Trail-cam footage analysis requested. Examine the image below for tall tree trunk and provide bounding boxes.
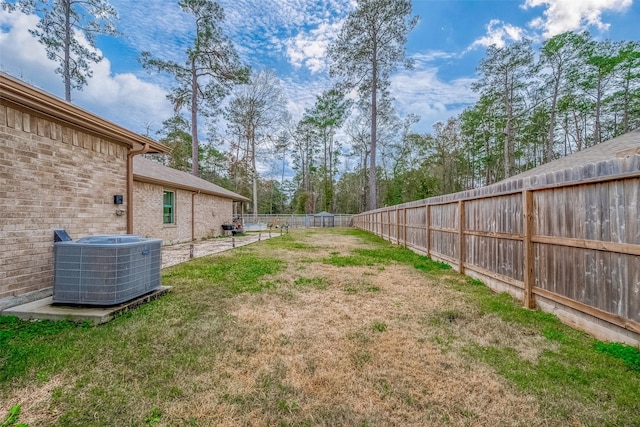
[622,77,630,133]
[234,137,241,191]
[594,78,602,145]
[63,0,71,102]
[251,128,257,220]
[369,58,378,211]
[503,76,514,179]
[546,69,561,163]
[323,129,328,211]
[573,110,583,151]
[484,127,491,185]
[362,151,368,213]
[280,151,286,213]
[191,60,199,176]
[328,130,334,212]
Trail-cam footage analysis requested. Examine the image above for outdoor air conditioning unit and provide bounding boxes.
[53,234,162,306]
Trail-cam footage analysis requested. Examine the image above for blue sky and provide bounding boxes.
[1,0,638,139]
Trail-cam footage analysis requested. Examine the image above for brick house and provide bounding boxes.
[0,73,169,303]
[133,156,249,245]
[0,73,247,306]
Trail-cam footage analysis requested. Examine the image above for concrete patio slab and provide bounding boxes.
[2,286,172,325]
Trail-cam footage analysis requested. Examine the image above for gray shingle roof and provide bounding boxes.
[133,156,250,202]
[509,128,640,181]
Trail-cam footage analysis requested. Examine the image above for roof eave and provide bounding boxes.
[133,173,250,202]
[0,72,170,154]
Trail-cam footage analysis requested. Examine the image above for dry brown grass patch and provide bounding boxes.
[209,261,542,426]
[0,375,66,425]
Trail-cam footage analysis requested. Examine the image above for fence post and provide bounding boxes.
[396,208,400,245]
[388,209,392,242]
[458,200,465,274]
[425,204,431,257]
[403,207,408,248]
[523,190,536,309]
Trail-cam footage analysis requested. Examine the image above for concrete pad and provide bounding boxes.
[2,286,172,325]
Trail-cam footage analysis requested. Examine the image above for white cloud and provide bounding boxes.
[0,10,59,88]
[285,21,343,73]
[523,0,632,37]
[79,60,172,134]
[109,0,212,67]
[280,75,334,121]
[218,0,350,70]
[0,8,172,135]
[391,55,478,132]
[468,19,527,50]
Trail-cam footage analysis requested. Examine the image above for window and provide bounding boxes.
[163,191,175,224]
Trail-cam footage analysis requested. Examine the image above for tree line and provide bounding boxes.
[7,0,639,215]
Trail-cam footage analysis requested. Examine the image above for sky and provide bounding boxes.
[1,0,638,141]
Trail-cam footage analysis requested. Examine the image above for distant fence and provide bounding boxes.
[244,214,353,229]
[353,157,640,346]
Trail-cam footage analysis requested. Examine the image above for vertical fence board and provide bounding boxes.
[523,190,535,308]
[624,180,639,244]
[629,254,640,323]
[426,205,431,257]
[459,201,465,273]
[403,208,407,248]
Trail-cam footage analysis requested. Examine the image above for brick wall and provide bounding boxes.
[133,182,234,244]
[0,104,129,300]
[194,193,234,239]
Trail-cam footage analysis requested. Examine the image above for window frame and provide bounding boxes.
[163,190,175,225]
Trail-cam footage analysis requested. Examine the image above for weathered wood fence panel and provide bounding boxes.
[406,206,426,250]
[429,203,459,264]
[532,179,640,325]
[464,194,524,285]
[353,159,640,346]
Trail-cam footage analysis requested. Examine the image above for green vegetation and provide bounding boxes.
[264,233,316,251]
[454,287,640,422]
[322,253,376,267]
[0,228,638,426]
[594,341,640,372]
[321,241,451,272]
[371,322,387,333]
[163,254,284,294]
[0,316,82,383]
[1,405,26,427]
[293,276,330,290]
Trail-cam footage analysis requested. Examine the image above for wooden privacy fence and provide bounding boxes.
[244,214,353,228]
[353,155,640,346]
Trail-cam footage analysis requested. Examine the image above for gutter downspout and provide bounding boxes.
[191,190,201,241]
[127,143,150,234]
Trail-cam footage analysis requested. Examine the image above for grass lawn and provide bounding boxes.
[1,228,639,426]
